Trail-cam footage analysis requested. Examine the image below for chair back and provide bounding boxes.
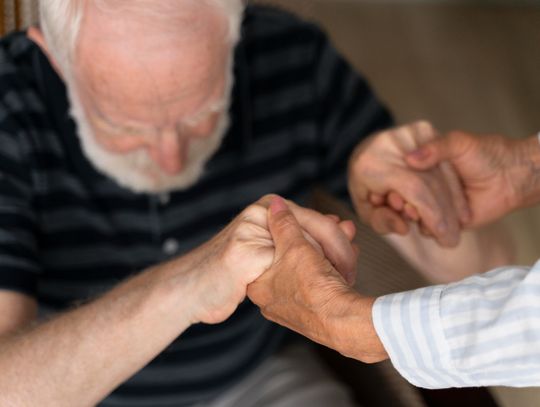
[0,0,38,35]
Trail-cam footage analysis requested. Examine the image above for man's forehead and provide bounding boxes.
[74,0,230,122]
[85,0,224,29]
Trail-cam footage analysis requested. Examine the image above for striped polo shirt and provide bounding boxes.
[0,5,391,406]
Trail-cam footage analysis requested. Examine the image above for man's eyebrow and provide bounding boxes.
[96,107,152,131]
[184,98,226,120]
[97,96,225,131]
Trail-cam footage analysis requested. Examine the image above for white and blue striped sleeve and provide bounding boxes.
[372,260,540,388]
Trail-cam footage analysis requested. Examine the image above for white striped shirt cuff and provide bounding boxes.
[372,286,475,389]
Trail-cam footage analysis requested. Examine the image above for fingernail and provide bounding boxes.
[270,196,288,215]
[408,147,430,161]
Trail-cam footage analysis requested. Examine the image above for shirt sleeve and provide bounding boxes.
[0,111,41,297]
[372,262,540,388]
[313,33,393,203]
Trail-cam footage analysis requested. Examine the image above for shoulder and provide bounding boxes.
[0,32,39,92]
[0,32,45,119]
[243,5,327,48]
[0,33,49,162]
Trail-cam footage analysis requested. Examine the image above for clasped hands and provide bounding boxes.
[188,121,528,362]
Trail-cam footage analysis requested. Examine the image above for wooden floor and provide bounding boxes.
[256,1,540,406]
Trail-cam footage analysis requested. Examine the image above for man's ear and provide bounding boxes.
[27,26,64,78]
[27,26,49,53]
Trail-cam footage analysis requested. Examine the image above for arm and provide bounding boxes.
[384,221,516,284]
[0,195,355,406]
[249,198,540,388]
[372,262,540,388]
[0,256,206,407]
[0,291,37,335]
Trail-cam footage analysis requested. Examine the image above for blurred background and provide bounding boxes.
[2,0,539,405]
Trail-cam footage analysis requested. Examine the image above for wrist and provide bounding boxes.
[510,134,540,210]
[147,254,204,326]
[328,293,388,363]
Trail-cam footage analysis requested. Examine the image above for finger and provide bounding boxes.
[354,196,376,225]
[356,198,407,235]
[350,243,360,287]
[369,192,385,206]
[267,196,306,257]
[338,220,356,242]
[287,201,357,280]
[326,214,341,223]
[352,243,360,259]
[388,191,405,212]
[412,120,439,144]
[422,172,461,247]
[371,207,410,236]
[392,121,438,153]
[388,171,459,247]
[403,203,420,221]
[419,222,433,238]
[406,131,470,171]
[439,161,472,225]
[303,231,324,256]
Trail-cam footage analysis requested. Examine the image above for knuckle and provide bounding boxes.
[241,204,265,221]
[415,120,434,132]
[221,239,241,264]
[287,240,315,259]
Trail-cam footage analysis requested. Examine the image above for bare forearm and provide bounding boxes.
[0,259,198,407]
[384,220,516,284]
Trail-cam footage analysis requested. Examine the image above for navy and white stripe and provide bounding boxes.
[0,5,392,407]
[373,260,540,388]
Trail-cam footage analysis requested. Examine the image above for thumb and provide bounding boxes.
[268,196,305,257]
[406,133,465,170]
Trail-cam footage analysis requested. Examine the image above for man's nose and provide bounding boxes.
[152,128,186,175]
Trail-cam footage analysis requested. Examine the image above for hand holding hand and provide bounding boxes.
[248,197,386,363]
[348,121,470,247]
[404,131,540,228]
[184,195,358,325]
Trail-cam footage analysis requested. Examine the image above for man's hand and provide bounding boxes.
[248,197,387,363]
[405,131,540,227]
[348,121,470,247]
[183,195,358,325]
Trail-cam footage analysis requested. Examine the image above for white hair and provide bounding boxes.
[39,0,245,74]
[38,0,243,193]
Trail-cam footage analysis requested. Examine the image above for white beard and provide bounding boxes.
[66,80,232,194]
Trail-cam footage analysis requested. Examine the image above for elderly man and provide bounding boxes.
[0,1,510,406]
[250,128,540,389]
[0,1,379,406]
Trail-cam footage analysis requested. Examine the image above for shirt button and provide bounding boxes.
[159,193,171,205]
[162,238,180,256]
